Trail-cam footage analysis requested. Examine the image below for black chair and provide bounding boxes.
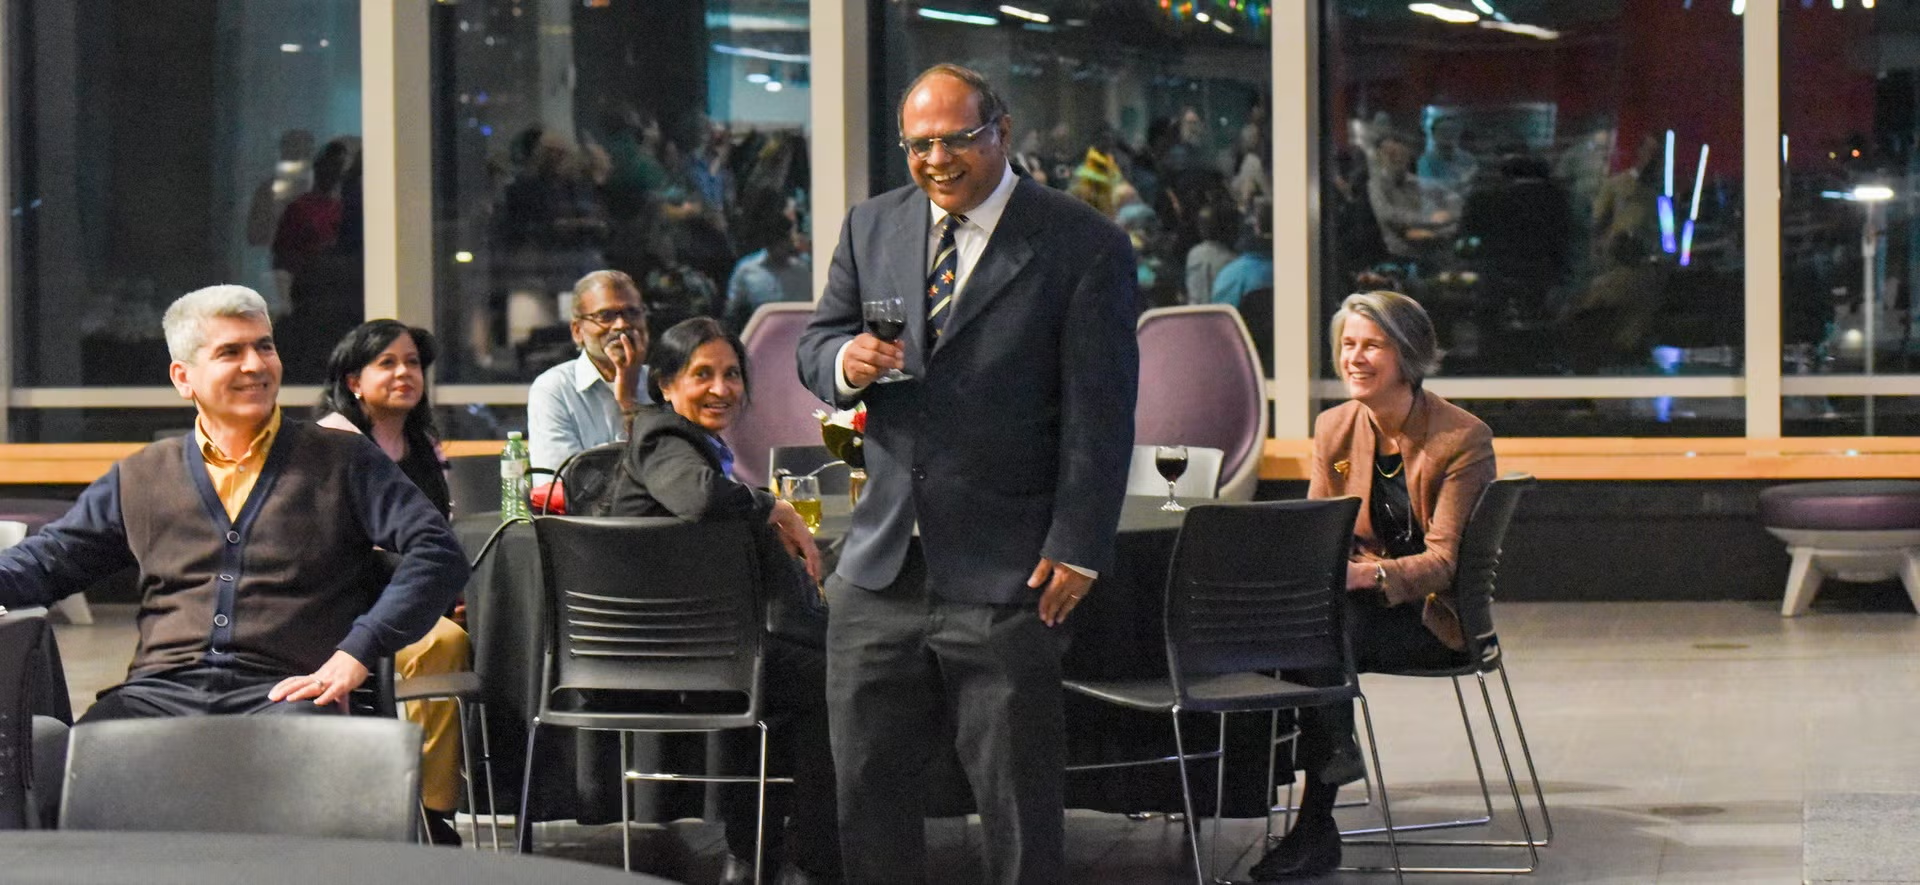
[0,613,69,830]
[767,444,851,497]
[1063,498,1404,885]
[1335,474,1548,874]
[447,455,504,517]
[537,442,628,515]
[521,516,787,880]
[59,716,422,842]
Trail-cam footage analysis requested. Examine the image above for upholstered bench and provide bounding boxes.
[0,498,92,624]
[1759,480,1920,616]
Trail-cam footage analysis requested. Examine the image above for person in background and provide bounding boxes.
[723,210,813,333]
[1250,290,1494,881]
[1210,199,1274,309]
[316,319,471,845]
[0,285,465,726]
[597,317,836,885]
[1185,197,1240,306]
[526,269,652,480]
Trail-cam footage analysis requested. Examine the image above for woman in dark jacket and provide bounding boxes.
[597,317,837,885]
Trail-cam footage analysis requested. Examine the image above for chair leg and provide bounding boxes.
[1495,660,1554,847]
[1781,546,1822,616]
[620,731,634,874]
[452,697,481,851]
[1210,713,1227,882]
[1342,676,1496,839]
[1168,710,1208,885]
[1476,672,1541,868]
[754,721,771,885]
[473,702,503,852]
[1338,695,1404,884]
[516,717,541,854]
[1900,550,1920,615]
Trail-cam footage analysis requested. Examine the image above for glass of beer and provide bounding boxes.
[780,474,823,534]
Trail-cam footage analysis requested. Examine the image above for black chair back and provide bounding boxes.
[59,716,421,841]
[553,442,628,515]
[0,615,54,829]
[1449,474,1535,663]
[1163,498,1360,705]
[768,444,851,496]
[532,516,765,726]
[447,454,502,517]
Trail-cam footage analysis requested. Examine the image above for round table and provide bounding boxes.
[0,831,681,884]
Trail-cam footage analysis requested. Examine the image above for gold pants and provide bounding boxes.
[396,616,470,813]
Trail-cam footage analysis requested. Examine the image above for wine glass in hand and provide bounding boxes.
[862,295,912,383]
[1155,445,1189,512]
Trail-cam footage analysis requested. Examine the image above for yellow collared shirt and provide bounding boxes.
[195,408,283,521]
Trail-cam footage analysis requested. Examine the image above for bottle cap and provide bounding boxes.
[507,431,524,440]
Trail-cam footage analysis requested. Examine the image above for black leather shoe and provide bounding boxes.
[422,809,462,848]
[1247,815,1340,881]
[719,853,756,885]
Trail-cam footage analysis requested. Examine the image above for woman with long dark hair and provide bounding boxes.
[317,319,469,846]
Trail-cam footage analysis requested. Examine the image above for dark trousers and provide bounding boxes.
[826,543,1069,885]
[79,664,341,724]
[1291,596,1469,777]
[718,635,841,877]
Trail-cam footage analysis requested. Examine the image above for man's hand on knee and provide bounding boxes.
[268,650,372,707]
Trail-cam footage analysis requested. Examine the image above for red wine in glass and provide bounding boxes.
[861,297,912,382]
[1154,445,1188,512]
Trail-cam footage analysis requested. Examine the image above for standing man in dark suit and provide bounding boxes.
[797,64,1138,884]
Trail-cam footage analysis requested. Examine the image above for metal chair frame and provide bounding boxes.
[1271,475,1552,875]
[1063,499,1404,885]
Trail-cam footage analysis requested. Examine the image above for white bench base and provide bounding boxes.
[1767,528,1920,617]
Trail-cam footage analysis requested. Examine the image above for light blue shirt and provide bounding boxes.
[1210,250,1274,309]
[725,249,813,315]
[526,351,650,472]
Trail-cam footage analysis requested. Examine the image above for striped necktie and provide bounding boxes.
[926,213,966,339]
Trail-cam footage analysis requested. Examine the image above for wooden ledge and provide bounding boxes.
[6,438,1920,486]
[1260,437,1920,481]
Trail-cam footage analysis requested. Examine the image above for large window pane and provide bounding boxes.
[1321,0,1744,380]
[432,0,813,385]
[1781,4,1920,387]
[873,0,1274,361]
[7,1,362,392]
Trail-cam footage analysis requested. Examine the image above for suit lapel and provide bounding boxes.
[1351,406,1377,543]
[1401,391,1435,527]
[934,179,1041,353]
[887,198,934,373]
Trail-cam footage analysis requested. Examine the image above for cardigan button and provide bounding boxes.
[226,531,240,544]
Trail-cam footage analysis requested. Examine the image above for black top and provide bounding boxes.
[1370,450,1425,559]
[397,435,451,518]
[596,406,775,523]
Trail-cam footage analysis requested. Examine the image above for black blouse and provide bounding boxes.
[1369,449,1425,560]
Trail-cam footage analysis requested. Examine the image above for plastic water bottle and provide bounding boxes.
[500,432,531,520]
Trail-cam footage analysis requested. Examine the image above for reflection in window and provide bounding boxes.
[1322,1,1744,380]
[874,1,1274,363]
[431,0,812,385]
[7,1,362,393]
[1782,4,1920,397]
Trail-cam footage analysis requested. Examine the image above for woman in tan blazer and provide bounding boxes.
[1252,290,1496,881]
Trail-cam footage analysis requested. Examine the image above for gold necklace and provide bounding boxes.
[1375,455,1404,479]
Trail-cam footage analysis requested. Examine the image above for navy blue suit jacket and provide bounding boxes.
[796,175,1139,604]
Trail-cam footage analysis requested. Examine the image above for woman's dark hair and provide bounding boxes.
[318,319,441,443]
[646,316,751,406]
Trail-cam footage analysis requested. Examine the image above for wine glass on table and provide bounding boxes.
[1155,445,1189,513]
[862,294,912,383]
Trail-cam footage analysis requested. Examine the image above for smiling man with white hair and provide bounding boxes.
[0,284,466,722]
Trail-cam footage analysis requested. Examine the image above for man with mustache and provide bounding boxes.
[527,269,653,474]
[0,284,467,722]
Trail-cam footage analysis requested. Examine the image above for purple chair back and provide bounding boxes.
[726,303,830,490]
[1134,306,1267,500]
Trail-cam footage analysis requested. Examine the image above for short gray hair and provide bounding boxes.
[163,285,271,363]
[570,269,642,307]
[1329,290,1440,388]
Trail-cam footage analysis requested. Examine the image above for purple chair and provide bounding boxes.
[726,303,831,491]
[1759,480,1920,616]
[1134,306,1267,501]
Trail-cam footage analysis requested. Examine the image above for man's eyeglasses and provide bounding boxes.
[899,119,998,158]
[575,306,646,327]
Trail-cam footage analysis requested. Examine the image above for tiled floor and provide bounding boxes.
[51,599,1920,884]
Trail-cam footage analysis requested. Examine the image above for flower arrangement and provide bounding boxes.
[814,404,867,469]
